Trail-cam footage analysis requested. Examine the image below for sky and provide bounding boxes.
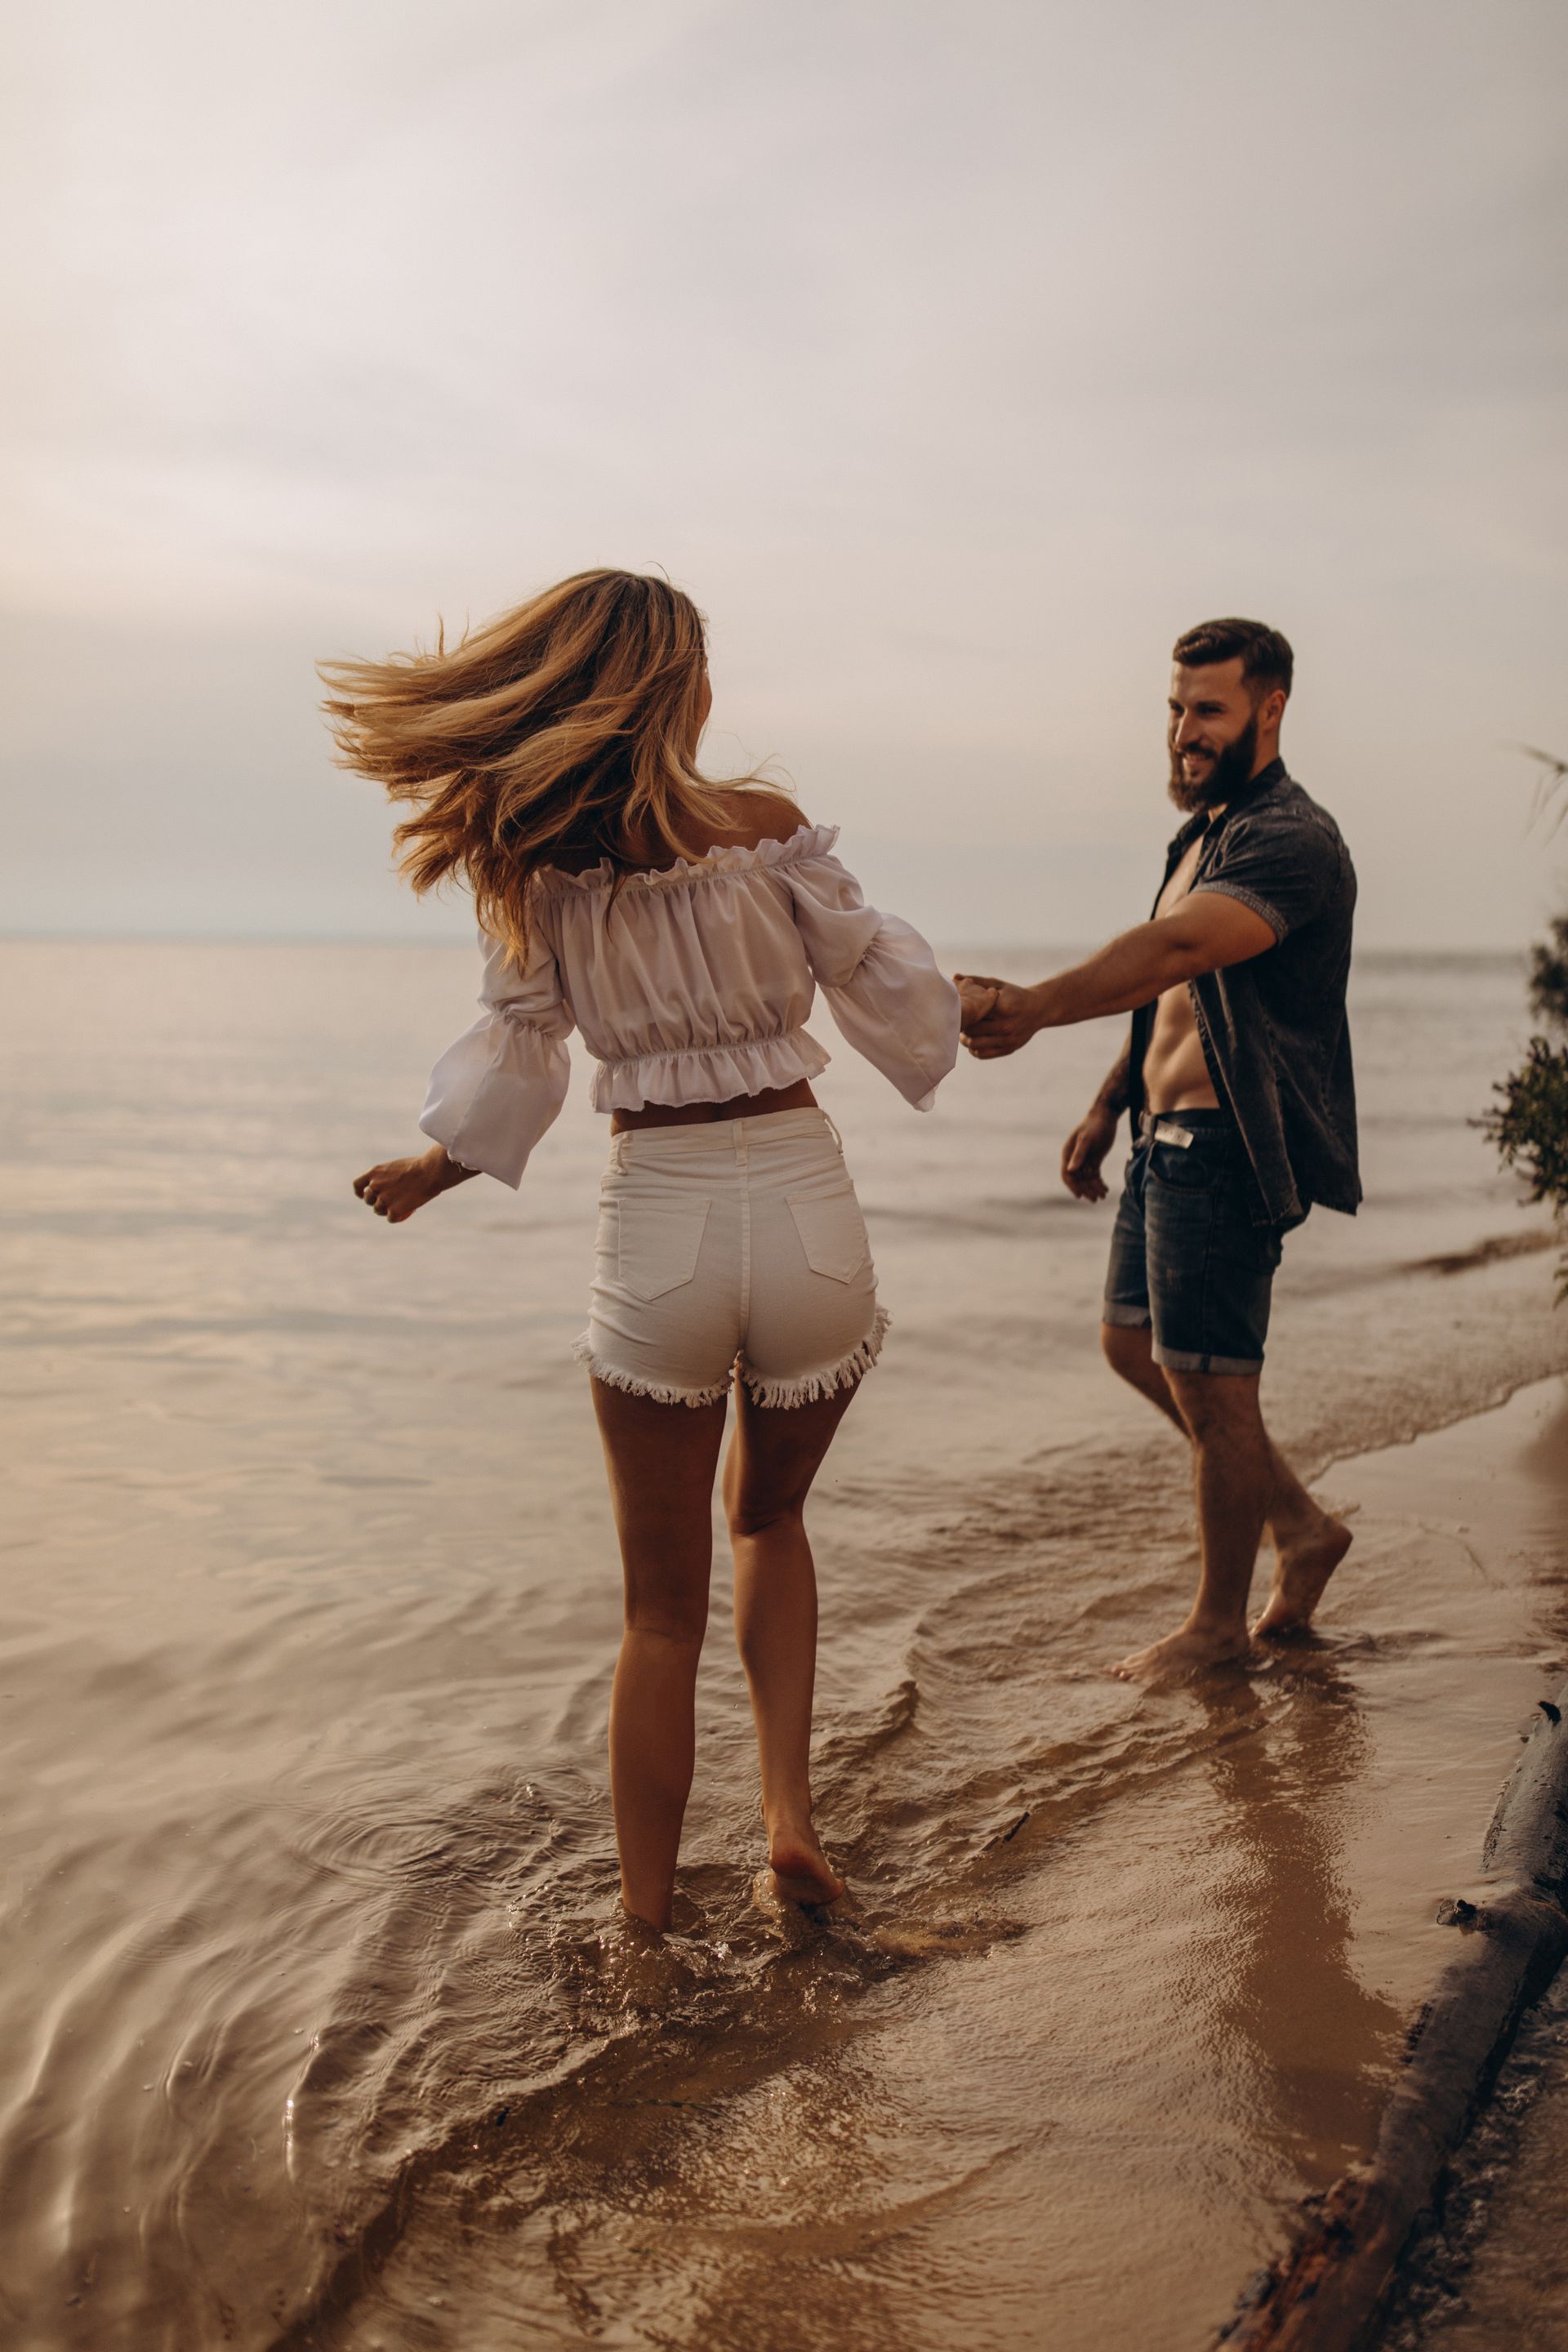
[2,0,1565,949]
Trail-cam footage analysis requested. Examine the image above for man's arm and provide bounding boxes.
[1092,1039,1133,1116]
[956,893,1276,1059]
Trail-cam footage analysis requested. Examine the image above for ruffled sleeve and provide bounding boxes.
[418,924,574,1187]
[783,848,960,1110]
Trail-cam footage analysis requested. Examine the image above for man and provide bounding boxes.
[960,618,1357,1682]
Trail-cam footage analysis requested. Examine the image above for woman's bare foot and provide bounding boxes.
[353,1145,473,1223]
[1111,1621,1258,1685]
[1252,1517,1353,1638]
[765,1817,845,1908]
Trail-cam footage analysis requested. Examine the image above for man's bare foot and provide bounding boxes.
[766,1820,845,1908]
[1111,1623,1258,1685]
[1253,1517,1353,1638]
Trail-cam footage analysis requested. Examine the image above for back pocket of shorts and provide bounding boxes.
[786,1184,870,1283]
[617,1197,711,1301]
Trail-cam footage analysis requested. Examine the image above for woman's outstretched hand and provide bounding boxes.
[353,1144,475,1223]
[956,976,999,1030]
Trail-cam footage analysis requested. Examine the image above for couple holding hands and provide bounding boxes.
[335,572,1358,1930]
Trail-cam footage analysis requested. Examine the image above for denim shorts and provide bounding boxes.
[1102,1110,1288,1375]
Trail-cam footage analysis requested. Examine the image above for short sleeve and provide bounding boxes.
[783,852,960,1110]
[418,924,574,1187]
[1191,813,1343,941]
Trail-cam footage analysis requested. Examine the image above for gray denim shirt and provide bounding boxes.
[1127,761,1360,1227]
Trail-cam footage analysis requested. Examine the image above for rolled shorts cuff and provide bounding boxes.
[1101,1302,1153,1329]
[1152,1343,1263,1376]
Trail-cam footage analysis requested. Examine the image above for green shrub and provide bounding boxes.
[1528,914,1568,1029]
[1485,1031,1568,1198]
[1486,771,1568,1297]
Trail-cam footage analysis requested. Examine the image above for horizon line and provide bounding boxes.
[0,929,1530,959]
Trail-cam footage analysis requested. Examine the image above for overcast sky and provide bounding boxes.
[2,0,1564,947]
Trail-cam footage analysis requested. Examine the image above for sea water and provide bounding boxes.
[2,941,1565,2350]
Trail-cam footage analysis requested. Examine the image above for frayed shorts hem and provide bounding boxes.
[743,1305,891,1407]
[571,1337,731,1408]
[572,1307,892,1411]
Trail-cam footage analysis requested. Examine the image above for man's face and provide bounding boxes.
[1167,659,1260,813]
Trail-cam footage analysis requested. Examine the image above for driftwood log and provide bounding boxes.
[1215,1687,1568,2352]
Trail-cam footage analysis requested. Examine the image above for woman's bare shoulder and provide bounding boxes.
[710,784,808,851]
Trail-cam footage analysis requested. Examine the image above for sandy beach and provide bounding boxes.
[2,938,1566,2351]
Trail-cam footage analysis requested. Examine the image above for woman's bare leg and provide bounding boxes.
[591,1379,728,1931]
[724,1381,857,1904]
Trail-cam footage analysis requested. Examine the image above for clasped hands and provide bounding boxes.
[953,973,1042,1060]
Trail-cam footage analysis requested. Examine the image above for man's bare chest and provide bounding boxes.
[1155,833,1208,922]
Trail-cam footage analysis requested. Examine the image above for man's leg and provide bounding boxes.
[1101,1323,1350,1638]
[1112,1368,1270,1681]
[1101,1321,1187,1434]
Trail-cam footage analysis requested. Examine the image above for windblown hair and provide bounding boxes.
[319,570,769,960]
[1172,617,1294,702]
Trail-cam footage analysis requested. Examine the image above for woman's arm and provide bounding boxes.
[353,1144,478,1224]
[784,848,965,1109]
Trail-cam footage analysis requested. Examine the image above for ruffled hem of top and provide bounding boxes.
[532,822,840,898]
[589,1027,831,1112]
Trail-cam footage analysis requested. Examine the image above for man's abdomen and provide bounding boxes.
[1142,984,1219,1112]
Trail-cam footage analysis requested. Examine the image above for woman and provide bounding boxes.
[327,570,981,1931]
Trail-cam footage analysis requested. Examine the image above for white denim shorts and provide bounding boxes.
[572,1108,888,1409]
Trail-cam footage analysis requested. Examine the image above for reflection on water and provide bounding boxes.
[1198,1671,1406,2180]
[1,944,1566,2351]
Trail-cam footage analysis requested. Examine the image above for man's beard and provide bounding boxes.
[1168,711,1258,813]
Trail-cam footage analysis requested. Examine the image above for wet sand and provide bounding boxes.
[3,942,1566,2350]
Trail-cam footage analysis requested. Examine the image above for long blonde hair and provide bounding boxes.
[319,569,768,959]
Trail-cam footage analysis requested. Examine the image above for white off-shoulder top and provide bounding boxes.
[419,822,961,1186]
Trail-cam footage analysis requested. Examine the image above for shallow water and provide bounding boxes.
[2,941,1566,2351]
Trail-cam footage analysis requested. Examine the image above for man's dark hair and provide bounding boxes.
[1172,617,1294,702]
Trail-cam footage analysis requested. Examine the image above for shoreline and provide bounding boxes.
[1312,1339,1568,1488]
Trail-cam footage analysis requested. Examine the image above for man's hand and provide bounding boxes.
[956,974,1042,1059]
[1061,1102,1120,1201]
